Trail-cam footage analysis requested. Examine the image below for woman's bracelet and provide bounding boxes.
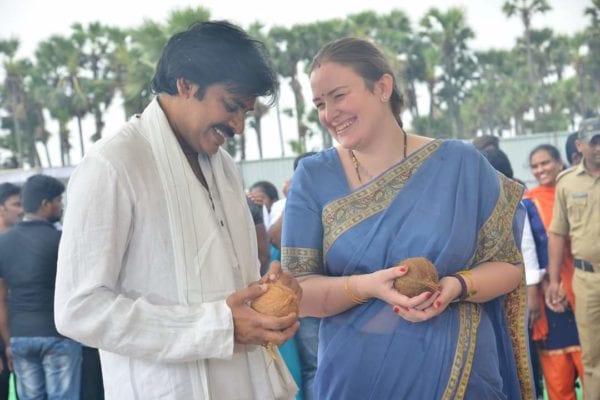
[344,276,367,305]
[451,273,468,301]
[452,270,477,302]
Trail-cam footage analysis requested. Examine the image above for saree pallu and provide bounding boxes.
[282,140,533,400]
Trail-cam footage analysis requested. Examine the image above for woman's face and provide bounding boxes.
[530,149,562,187]
[310,62,388,150]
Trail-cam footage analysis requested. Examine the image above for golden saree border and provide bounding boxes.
[441,302,481,400]
[463,173,533,400]
[322,140,442,258]
[281,247,323,276]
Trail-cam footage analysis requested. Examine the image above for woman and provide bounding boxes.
[523,144,583,400]
[281,37,533,399]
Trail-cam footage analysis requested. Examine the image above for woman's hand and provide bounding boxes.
[391,275,462,322]
[261,260,302,300]
[353,265,440,311]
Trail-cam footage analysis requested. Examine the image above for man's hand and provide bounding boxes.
[545,281,566,312]
[262,261,302,300]
[226,284,299,346]
[527,285,541,328]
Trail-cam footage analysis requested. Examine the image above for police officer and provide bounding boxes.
[546,117,600,399]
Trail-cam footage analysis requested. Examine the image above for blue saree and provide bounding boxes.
[281,140,533,400]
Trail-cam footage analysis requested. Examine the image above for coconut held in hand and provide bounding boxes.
[251,282,299,317]
[393,257,439,297]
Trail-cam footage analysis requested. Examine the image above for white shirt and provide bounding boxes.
[55,100,295,399]
[521,211,544,286]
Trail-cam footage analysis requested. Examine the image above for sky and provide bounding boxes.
[0,0,592,164]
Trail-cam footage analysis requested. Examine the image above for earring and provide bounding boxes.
[381,96,388,102]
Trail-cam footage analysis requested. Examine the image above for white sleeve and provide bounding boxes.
[521,213,543,286]
[269,198,286,224]
[54,155,234,362]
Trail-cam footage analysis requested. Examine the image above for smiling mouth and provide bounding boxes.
[214,125,235,138]
[334,119,355,134]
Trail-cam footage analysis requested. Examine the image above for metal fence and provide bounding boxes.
[0,130,575,194]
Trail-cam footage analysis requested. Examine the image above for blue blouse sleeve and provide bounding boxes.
[281,158,325,276]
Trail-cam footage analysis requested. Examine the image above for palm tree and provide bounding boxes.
[0,39,43,167]
[0,39,26,167]
[502,0,551,120]
[70,22,127,142]
[420,7,476,138]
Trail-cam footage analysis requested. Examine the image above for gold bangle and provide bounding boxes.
[344,276,367,304]
[456,270,478,298]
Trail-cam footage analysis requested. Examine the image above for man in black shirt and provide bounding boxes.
[0,174,82,399]
[0,183,23,400]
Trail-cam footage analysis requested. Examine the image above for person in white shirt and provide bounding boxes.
[54,21,299,400]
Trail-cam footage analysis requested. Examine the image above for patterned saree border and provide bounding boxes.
[281,247,323,276]
[461,173,533,400]
[322,140,443,258]
[441,302,481,400]
[467,173,524,267]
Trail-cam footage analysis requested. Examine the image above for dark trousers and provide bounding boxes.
[80,346,104,400]
[528,331,544,399]
[0,345,9,400]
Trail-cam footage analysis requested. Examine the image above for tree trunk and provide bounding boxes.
[77,116,85,158]
[42,141,52,167]
[290,75,306,154]
[449,100,463,138]
[275,100,285,157]
[240,134,246,161]
[254,116,263,159]
[524,23,540,121]
[407,81,420,120]
[93,106,105,141]
[11,115,23,168]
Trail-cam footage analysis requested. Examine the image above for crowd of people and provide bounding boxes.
[0,19,598,400]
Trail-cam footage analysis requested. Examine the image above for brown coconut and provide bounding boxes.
[393,257,439,297]
[251,282,299,317]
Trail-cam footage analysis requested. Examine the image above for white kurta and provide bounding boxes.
[55,99,296,399]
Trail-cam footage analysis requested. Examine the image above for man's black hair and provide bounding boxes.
[293,151,318,171]
[481,148,514,179]
[0,183,20,205]
[21,174,65,213]
[151,20,279,104]
[250,181,279,202]
[565,132,581,166]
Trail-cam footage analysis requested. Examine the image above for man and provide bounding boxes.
[546,117,600,399]
[0,183,22,400]
[55,21,299,399]
[565,131,583,167]
[0,174,82,399]
[0,183,22,233]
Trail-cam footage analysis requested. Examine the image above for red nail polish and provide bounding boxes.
[398,266,407,273]
[392,305,400,313]
[434,301,441,309]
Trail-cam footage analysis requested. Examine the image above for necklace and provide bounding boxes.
[350,129,408,183]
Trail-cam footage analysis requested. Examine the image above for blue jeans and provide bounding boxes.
[11,336,82,400]
[296,317,319,400]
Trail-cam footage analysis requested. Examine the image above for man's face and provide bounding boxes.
[0,194,23,228]
[576,135,600,169]
[45,195,63,224]
[174,82,256,155]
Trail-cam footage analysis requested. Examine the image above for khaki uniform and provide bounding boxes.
[550,162,600,398]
